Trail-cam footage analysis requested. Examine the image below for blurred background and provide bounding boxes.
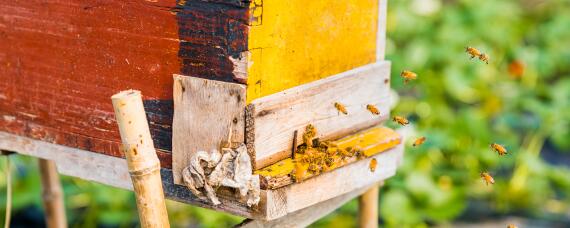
[1,0,569,227]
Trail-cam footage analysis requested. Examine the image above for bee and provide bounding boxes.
[413,136,426,147]
[507,224,518,228]
[400,70,417,84]
[334,102,348,115]
[303,124,317,147]
[465,46,482,59]
[369,158,378,172]
[294,163,308,182]
[490,143,508,156]
[480,172,495,185]
[366,104,380,115]
[308,163,320,174]
[392,116,409,126]
[479,53,490,64]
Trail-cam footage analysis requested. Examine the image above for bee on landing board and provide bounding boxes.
[334,102,348,115]
[480,172,495,185]
[366,104,380,115]
[400,70,417,84]
[413,136,426,147]
[369,158,378,172]
[392,116,409,126]
[465,46,482,59]
[490,143,508,156]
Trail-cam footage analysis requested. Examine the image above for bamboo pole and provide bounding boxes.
[38,158,67,228]
[358,183,381,228]
[111,90,170,228]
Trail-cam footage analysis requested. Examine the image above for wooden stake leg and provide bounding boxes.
[359,183,381,228]
[38,159,67,228]
[112,90,170,228]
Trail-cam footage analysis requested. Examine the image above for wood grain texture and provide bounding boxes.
[0,0,249,167]
[255,126,401,189]
[0,130,403,221]
[359,185,379,228]
[172,75,246,184]
[0,131,262,219]
[376,0,388,61]
[237,185,371,228]
[246,61,392,169]
[263,143,403,220]
[38,159,67,228]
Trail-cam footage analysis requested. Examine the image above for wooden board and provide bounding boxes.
[172,75,246,184]
[237,185,373,228]
[260,143,403,220]
[246,0,379,102]
[0,0,387,172]
[256,126,401,189]
[376,0,388,61]
[246,61,392,169]
[0,0,249,166]
[0,129,403,220]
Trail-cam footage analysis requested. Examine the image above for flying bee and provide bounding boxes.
[465,46,482,59]
[392,116,409,126]
[480,172,495,185]
[334,102,348,115]
[413,136,426,147]
[490,143,508,156]
[369,158,378,172]
[366,104,380,115]
[479,53,490,64]
[400,70,417,84]
[507,224,518,228]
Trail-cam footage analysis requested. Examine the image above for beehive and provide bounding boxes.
[0,0,399,220]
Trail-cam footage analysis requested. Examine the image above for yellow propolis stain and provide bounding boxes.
[255,126,401,184]
[247,0,379,102]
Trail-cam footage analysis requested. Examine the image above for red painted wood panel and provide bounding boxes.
[0,0,249,168]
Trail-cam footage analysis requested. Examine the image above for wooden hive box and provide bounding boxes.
[0,0,398,221]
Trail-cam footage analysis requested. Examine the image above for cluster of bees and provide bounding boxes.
[293,124,366,182]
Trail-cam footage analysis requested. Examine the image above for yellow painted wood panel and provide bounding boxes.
[255,126,401,177]
[247,0,379,102]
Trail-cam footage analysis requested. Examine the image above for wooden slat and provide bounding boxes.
[261,143,403,220]
[0,129,403,220]
[256,126,401,189]
[376,0,388,61]
[237,185,372,228]
[0,0,249,164]
[172,75,246,185]
[246,61,392,169]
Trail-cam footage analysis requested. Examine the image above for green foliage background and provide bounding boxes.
[1,0,569,227]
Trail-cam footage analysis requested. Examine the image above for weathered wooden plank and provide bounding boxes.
[237,185,372,228]
[0,0,249,165]
[172,75,246,184]
[376,0,388,61]
[246,61,392,169]
[263,144,403,220]
[0,129,403,221]
[255,126,401,189]
[246,0,380,102]
[0,131,263,218]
